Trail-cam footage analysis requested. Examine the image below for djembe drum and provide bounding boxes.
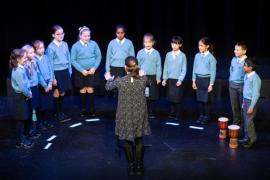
[228,125,240,149]
[218,117,229,139]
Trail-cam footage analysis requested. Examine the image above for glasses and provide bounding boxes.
[55,32,65,36]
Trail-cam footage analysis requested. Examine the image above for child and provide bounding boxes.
[105,24,135,78]
[192,37,217,125]
[71,26,102,117]
[239,57,261,148]
[32,40,54,129]
[22,44,45,138]
[105,56,150,176]
[229,42,247,126]
[10,48,34,149]
[136,33,162,118]
[162,36,187,120]
[46,25,72,123]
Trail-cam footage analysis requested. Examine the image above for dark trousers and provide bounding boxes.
[229,82,243,125]
[242,98,257,143]
[16,119,31,143]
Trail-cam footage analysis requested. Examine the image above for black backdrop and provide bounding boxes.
[0,0,269,95]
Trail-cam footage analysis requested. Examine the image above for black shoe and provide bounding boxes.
[238,138,249,144]
[43,121,54,128]
[149,113,156,119]
[16,139,34,149]
[80,109,87,117]
[136,163,144,176]
[59,113,72,123]
[196,115,204,123]
[128,163,135,176]
[243,140,255,148]
[88,111,97,117]
[28,131,41,139]
[200,116,209,125]
[168,113,175,119]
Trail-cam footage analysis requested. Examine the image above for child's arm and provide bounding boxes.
[93,42,102,71]
[192,55,197,89]
[209,56,217,86]
[162,54,168,86]
[71,45,84,73]
[249,76,261,112]
[105,42,112,73]
[129,42,135,57]
[105,77,120,91]
[156,52,162,84]
[178,55,187,84]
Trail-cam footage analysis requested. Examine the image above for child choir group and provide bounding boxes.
[9,23,261,173]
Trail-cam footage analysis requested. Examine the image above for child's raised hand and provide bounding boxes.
[162,80,166,86]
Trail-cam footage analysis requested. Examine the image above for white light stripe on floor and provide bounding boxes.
[85,118,100,122]
[43,143,52,150]
[69,123,82,128]
[46,135,57,142]
[165,122,180,126]
[189,126,204,130]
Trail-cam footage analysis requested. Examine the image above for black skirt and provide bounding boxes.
[53,68,72,93]
[146,75,159,100]
[166,79,183,103]
[110,66,126,78]
[13,93,31,120]
[73,69,99,88]
[195,76,212,103]
[39,83,53,111]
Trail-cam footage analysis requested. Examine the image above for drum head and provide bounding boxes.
[218,117,229,122]
[228,125,240,130]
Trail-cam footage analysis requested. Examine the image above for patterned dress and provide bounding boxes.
[105,74,151,141]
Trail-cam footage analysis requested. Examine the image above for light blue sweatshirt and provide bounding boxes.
[71,40,102,72]
[34,54,54,88]
[192,52,217,85]
[106,38,135,72]
[46,40,72,75]
[229,56,246,84]
[136,48,162,80]
[163,51,187,82]
[243,71,261,109]
[11,65,32,97]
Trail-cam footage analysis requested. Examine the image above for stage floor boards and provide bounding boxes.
[0,96,270,179]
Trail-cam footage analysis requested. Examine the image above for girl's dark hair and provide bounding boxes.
[143,33,155,45]
[245,57,257,70]
[171,36,184,50]
[199,36,214,54]
[236,41,248,51]
[125,56,140,79]
[9,48,26,69]
[32,40,44,51]
[51,25,63,34]
[115,24,126,33]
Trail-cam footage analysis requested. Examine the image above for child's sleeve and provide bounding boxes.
[192,55,197,81]
[210,57,217,85]
[162,54,168,80]
[129,42,135,57]
[156,52,162,80]
[178,55,187,82]
[94,42,102,70]
[106,42,112,72]
[250,76,261,109]
[71,45,84,73]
